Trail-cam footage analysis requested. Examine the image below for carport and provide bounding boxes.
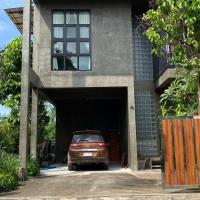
[43,87,129,165]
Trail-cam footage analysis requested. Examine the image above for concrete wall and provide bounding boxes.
[33,0,134,88]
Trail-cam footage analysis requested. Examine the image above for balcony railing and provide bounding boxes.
[153,46,175,80]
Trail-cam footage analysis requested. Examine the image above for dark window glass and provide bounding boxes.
[80,27,89,38]
[53,42,63,54]
[80,42,89,54]
[53,57,64,70]
[66,56,78,71]
[52,11,91,71]
[67,27,77,39]
[66,12,77,24]
[67,42,76,54]
[79,12,90,24]
[53,27,63,38]
[79,56,90,70]
[53,11,64,24]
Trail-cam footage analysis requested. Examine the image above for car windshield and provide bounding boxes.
[72,133,104,142]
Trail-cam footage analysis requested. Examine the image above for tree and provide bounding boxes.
[143,0,200,115]
[160,75,198,116]
[0,117,19,153]
[45,105,56,140]
[0,37,50,153]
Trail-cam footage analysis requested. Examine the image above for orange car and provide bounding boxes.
[68,130,109,170]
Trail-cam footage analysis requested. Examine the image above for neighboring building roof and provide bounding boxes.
[4,7,33,34]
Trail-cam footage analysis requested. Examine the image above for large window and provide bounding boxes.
[52,11,91,71]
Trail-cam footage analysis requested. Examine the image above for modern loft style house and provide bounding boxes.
[6,0,175,171]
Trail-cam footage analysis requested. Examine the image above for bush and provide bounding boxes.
[0,171,18,192]
[0,150,19,192]
[28,157,40,177]
[0,151,19,176]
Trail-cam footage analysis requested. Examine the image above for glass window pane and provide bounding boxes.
[80,42,89,54]
[67,27,76,38]
[66,12,77,24]
[53,11,64,24]
[79,12,90,24]
[66,56,78,71]
[53,27,63,38]
[80,27,89,38]
[53,57,64,70]
[54,42,63,54]
[67,42,76,54]
[79,56,90,70]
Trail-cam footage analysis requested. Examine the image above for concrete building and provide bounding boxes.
[6,0,175,172]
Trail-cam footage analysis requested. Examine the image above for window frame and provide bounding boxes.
[51,10,92,71]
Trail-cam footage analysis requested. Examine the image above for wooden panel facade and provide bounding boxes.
[162,118,200,186]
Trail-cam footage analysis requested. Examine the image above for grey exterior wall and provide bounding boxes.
[31,0,160,164]
[33,0,134,88]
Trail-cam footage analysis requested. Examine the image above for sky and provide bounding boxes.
[0,0,23,116]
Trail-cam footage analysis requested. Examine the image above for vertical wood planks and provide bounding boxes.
[162,118,200,186]
[162,119,175,185]
[173,119,185,185]
[182,119,196,184]
[194,119,200,184]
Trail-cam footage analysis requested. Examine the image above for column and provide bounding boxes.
[127,86,138,170]
[30,88,39,159]
[19,0,32,173]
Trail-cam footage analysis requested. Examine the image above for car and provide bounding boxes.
[68,130,109,170]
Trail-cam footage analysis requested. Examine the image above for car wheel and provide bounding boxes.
[68,162,73,171]
[104,163,109,170]
[68,152,74,171]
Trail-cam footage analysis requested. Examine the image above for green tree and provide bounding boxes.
[143,0,200,115]
[160,74,198,116]
[0,37,50,153]
[0,117,18,153]
[45,105,56,140]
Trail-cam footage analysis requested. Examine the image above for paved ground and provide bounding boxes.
[1,165,200,200]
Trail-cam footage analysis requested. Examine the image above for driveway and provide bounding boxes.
[1,165,200,199]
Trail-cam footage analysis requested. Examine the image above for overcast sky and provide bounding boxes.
[0,0,23,116]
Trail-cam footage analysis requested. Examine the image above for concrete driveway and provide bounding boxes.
[1,165,200,199]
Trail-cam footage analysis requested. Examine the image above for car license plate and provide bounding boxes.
[83,152,92,157]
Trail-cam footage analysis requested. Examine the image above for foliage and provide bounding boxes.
[160,74,198,116]
[37,100,50,144]
[0,37,50,154]
[27,157,40,177]
[45,104,56,140]
[143,0,200,115]
[0,118,19,153]
[0,150,19,192]
[0,150,20,176]
[0,171,18,192]
[0,37,22,127]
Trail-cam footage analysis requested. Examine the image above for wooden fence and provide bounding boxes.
[162,117,200,186]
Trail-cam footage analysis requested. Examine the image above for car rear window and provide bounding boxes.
[72,133,104,142]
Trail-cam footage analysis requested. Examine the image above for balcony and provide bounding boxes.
[154,46,176,90]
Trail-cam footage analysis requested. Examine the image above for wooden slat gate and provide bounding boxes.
[162,117,200,186]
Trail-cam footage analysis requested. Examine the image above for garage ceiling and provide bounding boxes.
[42,87,127,101]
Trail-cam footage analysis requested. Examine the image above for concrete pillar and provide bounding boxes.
[30,88,39,159]
[19,0,32,172]
[127,86,138,170]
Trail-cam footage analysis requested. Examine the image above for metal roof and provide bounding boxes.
[4,7,33,34]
